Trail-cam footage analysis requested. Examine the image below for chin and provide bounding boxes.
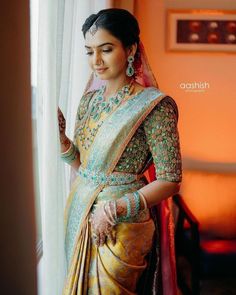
[97,73,110,80]
[97,75,107,80]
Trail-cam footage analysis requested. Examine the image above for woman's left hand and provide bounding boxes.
[89,202,116,247]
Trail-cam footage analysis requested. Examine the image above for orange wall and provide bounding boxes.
[134,1,236,236]
[135,0,236,164]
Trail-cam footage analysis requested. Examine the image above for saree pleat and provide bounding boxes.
[88,218,155,294]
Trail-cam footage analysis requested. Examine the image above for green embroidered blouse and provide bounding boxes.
[114,95,182,183]
[74,91,182,184]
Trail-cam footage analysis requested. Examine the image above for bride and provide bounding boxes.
[58,8,182,295]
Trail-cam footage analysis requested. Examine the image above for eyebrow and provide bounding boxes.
[85,42,114,49]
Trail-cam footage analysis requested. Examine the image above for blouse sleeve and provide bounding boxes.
[143,96,182,183]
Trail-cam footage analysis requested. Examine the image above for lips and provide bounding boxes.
[95,68,108,73]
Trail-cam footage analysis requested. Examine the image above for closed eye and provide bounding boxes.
[102,49,112,53]
[85,48,112,55]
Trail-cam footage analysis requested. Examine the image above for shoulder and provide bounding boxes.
[133,83,179,119]
[142,94,179,128]
[133,83,161,97]
[152,92,179,119]
[157,95,179,121]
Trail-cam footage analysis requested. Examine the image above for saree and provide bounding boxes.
[62,86,176,294]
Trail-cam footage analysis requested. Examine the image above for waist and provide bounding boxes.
[77,166,144,186]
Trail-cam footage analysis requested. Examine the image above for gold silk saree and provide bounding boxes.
[62,87,176,294]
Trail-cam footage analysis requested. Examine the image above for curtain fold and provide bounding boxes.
[36,1,110,294]
[37,0,66,294]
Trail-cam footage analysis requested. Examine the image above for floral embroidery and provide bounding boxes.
[115,127,150,173]
[114,96,182,182]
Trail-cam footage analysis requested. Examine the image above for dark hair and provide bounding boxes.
[82,8,141,73]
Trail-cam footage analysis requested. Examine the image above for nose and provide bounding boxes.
[93,51,103,66]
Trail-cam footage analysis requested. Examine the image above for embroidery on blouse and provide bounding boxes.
[115,96,182,183]
[74,93,182,183]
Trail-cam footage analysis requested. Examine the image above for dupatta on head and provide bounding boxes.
[79,41,178,295]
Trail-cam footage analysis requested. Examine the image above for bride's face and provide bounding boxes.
[85,28,129,80]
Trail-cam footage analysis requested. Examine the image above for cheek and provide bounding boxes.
[110,52,127,71]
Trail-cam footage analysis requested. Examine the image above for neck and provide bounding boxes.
[104,77,133,97]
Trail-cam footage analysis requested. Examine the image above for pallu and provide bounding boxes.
[62,87,177,294]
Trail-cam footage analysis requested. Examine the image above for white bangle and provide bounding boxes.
[138,190,148,210]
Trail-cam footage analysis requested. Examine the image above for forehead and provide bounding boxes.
[85,28,122,48]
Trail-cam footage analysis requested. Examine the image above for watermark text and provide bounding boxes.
[179,81,210,92]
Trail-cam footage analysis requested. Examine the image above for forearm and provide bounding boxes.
[116,180,180,219]
[60,135,81,171]
[138,179,181,208]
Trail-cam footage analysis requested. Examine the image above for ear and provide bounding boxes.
[126,43,137,57]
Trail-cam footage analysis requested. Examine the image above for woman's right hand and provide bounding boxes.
[89,202,116,247]
[57,107,81,169]
[58,107,71,152]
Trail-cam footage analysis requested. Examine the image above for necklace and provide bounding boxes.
[77,80,134,150]
[90,80,134,122]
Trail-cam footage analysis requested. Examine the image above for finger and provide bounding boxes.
[95,234,100,247]
[99,232,106,246]
[92,230,99,246]
[92,227,100,246]
[91,224,97,239]
[58,107,63,116]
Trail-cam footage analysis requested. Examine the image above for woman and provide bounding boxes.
[58,8,182,295]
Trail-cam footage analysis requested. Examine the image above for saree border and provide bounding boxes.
[107,94,167,175]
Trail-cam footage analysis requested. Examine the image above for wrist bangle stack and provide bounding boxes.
[61,141,72,154]
[137,190,148,210]
[133,191,141,216]
[103,190,149,226]
[61,141,78,164]
[115,190,148,223]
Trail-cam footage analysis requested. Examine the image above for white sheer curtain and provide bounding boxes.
[36,1,112,294]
